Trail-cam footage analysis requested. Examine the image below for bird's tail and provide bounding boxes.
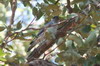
[27,37,39,52]
[27,35,44,52]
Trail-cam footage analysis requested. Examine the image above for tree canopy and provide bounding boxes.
[0,0,100,66]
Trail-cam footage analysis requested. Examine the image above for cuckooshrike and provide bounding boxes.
[27,16,59,52]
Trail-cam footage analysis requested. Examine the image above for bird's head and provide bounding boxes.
[52,16,59,22]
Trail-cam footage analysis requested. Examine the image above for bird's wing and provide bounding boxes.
[37,29,44,37]
[27,22,50,51]
[27,32,45,52]
[27,18,57,52]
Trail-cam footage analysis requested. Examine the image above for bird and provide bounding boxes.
[27,16,59,52]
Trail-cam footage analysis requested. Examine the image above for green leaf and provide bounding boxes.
[72,0,85,4]
[72,42,76,49]
[55,57,62,63]
[32,7,38,16]
[0,0,9,7]
[57,38,67,50]
[85,31,97,46]
[37,10,43,20]
[68,35,84,47]
[91,24,96,28]
[81,25,91,33]
[21,0,32,7]
[18,57,25,63]
[0,48,6,57]
[0,57,6,61]
[62,6,67,15]
[91,10,100,21]
[95,54,100,61]
[48,0,56,4]
[67,13,78,18]
[17,22,22,30]
[77,57,85,64]
[73,4,80,13]
[43,0,49,4]
[0,26,5,31]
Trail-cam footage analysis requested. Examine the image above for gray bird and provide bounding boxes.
[27,16,59,52]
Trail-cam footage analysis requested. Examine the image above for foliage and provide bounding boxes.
[0,0,100,66]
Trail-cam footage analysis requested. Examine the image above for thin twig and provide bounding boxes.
[6,19,69,39]
[3,17,35,47]
[26,17,36,28]
[4,16,77,43]
[6,34,18,43]
[4,17,36,42]
[2,16,77,48]
[4,0,17,40]
[2,0,17,48]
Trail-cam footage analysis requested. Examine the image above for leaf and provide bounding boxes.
[55,57,62,63]
[68,34,84,47]
[72,0,85,4]
[43,0,49,4]
[95,54,100,61]
[17,22,22,30]
[21,0,31,7]
[72,42,76,49]
[65,40,73,48]
[0,57,6,61]
[0,26,5,31]
[81,25,91,33]
[62,6,67,15]
[73,4,80,13]
[46,4,61,16]
[47,4,59,9]
[67,13,78,18]
[77,57,85,64]
[48,0,56,4]
[32,7,38,16]
[0,0,9,7]
[85,31,97,46]
[52,10,61,16]
[91,10,100,21]
[91,24,96,28]
[79,2,85,10]
[18,57,25,63]
[0,48,6,57]
[37,10,43,20]
[76,30,89,38]
[57,38,67,50]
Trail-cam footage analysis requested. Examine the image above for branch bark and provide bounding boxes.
[66,0,73,13]
[10,0,17,26]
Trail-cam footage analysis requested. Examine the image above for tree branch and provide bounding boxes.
[66,0,73,13]
[1,0,17,48]
[10,0,17,26]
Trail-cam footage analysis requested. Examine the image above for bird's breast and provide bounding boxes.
[47,25,58,34]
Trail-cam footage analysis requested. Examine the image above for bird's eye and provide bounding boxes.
[53,16,59,19]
